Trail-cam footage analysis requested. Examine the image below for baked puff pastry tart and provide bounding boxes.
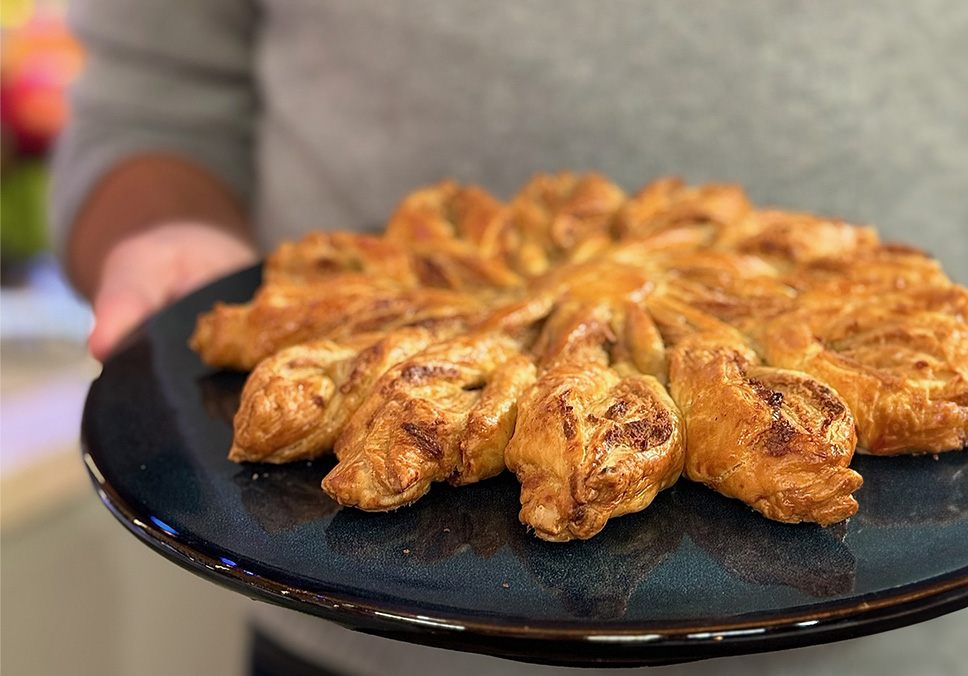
[192,173,967,541]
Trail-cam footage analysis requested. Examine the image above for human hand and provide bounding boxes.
[88,221,258,361]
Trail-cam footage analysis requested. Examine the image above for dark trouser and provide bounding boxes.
[249,627,349,676]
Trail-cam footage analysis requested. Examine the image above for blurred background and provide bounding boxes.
[2,0,91,484]
[0,3,252,674]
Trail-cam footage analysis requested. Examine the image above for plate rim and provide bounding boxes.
[81,423,968,664]
[79,265,968,665]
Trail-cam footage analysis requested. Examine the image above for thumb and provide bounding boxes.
[88,289,156,361]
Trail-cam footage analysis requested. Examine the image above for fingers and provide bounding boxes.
[169,229,258,300]
[88,288,156,361]
[86,221,259,361]
[88,237,169,361]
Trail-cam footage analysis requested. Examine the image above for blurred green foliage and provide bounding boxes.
[1,159,49,259]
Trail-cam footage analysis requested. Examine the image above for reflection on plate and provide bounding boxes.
[854,453,967,527]
[508,491,682,619]
[673,482,855,598]
[234,462,342,534]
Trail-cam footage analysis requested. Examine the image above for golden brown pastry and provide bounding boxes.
[263,232,419,287]
[190,281,484,370]
[506,292,685,541]
[385,180,510,258]
[614,177,752,243]
[668,333,862,525]
[655,251,795,330]
[507,172,626,276]
[726,209,880,268]
[229,339,360,463]
[529,263,655,354]
[322,332,535,510]
[786,242,951,295]
[406,248,523,293]
[527,293,665,382]
[475,259,659,362]
[506,360,684,542]
[763,286,968,454]
[229,325,456,463]
[189,174,967,541]
[644,294,750,350]
[384,180,523,290]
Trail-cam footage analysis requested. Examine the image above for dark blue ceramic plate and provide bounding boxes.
[82,266,968,666]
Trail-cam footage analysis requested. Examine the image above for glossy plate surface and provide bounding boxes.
[82,266,968,666]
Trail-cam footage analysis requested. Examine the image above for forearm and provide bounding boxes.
[52,0,258,298]
[66,154,253,299]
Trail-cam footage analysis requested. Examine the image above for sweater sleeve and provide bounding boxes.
[50,0,258,260]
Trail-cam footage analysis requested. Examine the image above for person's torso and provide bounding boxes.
[253,0,967,280]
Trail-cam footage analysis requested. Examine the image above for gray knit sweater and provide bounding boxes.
[53,1,967,283]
